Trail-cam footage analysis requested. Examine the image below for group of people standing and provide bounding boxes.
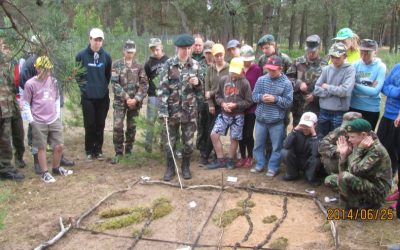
[0,26,399,214]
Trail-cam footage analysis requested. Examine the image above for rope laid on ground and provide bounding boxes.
[164,117,183,189]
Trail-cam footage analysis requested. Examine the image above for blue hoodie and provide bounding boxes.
[350,58,387,112]
[382,64,400,120]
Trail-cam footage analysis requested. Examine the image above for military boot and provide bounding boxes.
[163,157,175,181]
[15,154,26,168]
[181,156,192,180]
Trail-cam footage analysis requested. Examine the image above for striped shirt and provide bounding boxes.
[252,73,293,124]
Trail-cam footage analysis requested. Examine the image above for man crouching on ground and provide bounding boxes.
[326,118,392,209]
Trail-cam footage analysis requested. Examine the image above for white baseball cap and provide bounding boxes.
[299,112,318,127]
[89,28,104,39]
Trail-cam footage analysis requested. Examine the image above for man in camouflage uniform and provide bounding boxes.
[111,40,148,164]
[196,40,215,157]
[319,111,362,175]
[0,46,25,181]
[286,35,328,127]
[325,119,392,209]
[158,34,203,181]
[257,34,292,74]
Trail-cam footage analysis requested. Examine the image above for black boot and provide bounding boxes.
[163,157,175,181]
[33,153,42,175]
[181,156,192,180]
[60,155,75,167]
[15,154,26,168]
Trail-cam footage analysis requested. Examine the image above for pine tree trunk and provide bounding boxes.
[288,0,296,51]
[260,3,273,36]
[245,0,254,45]
[389,7,395,53]
[298,6,306,50]
[273,2,282,41]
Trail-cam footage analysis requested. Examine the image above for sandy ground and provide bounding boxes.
[0,101,399,250]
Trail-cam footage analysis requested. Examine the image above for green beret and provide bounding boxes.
[174,34,194,47]
[345,118,372,133]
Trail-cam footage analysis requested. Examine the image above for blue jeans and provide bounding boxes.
[253,120,285,172]
[145,96,159,146]
[318,109,345,139]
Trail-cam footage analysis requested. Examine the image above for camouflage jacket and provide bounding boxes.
[339,137,392,192]
[318,126,346,159]
[286,55,328,94]
[258,50,292,74]
[157,56,203,123]
[197,58,211,109]
[111,59,148,107]
[0,62,18,119]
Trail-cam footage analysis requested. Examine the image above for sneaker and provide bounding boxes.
[96,153,105,161]
[226,159,235,170]
[235,158,246,168]
[266,169,278,177]
[86,154,93,161]
[41,172,56,183]
[243,157,253,168]
[111,154,123,165]
[52,167,73,176]
[250,167,263,173]
[207,159,226,169]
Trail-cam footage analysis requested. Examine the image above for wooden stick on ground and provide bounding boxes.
[314,198,340,249]
[76,179,140,228]
[33,217,72,250]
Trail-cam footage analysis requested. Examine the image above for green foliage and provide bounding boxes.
[236,199,256,209]
[99,207,146,218]
[151,197,173,220]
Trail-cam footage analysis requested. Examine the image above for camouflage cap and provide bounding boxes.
[240,44,255,61]
[257,34,275,46]
[305,35,321,52]
[124,40,136,53]
[341,112,362,127]
[345,118,371,133]
[329,42,347,57]
[174,34,195,47]
[360,39,377,51]
[203,40,215,53]
[149,38,162,48]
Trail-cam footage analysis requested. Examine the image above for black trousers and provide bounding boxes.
[349,107,380,131]
[81,95,110,155]
[377,116,400,175]
[281,148,321,182]
[239,113,256,158]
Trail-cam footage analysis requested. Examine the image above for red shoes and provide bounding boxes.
[235,157,253,168]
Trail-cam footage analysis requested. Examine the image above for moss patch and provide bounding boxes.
[92,197,173,231]
[270,237,288,249]
[236,200,256,209]
[262,215,278,224]
[212,208,244,228]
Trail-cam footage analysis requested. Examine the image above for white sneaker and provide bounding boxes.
[42,172,56,183]
[266,169,278,177]
[52,167,73,176]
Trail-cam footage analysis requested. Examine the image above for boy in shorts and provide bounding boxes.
[23,56,72,183]
[207,57,252,169]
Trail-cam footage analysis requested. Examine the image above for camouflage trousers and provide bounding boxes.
[163,119,197,158]
[325,171,389,208]
[0,118,16,173]
[321,156,339,175]
[12,109,25,159]
[113,106,138,154]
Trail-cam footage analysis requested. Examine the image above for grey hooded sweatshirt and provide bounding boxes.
[313,63,355,111]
